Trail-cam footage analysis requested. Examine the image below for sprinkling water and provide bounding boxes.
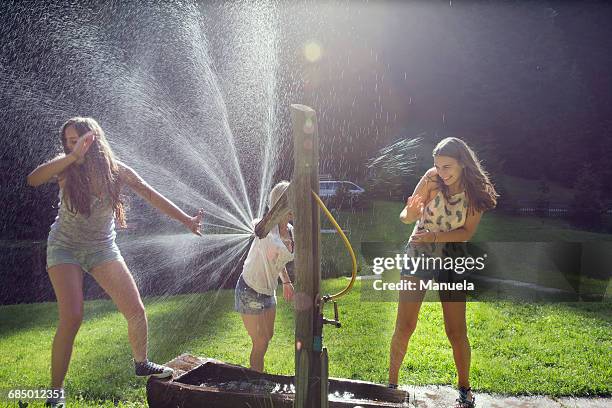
[2,0,287,351]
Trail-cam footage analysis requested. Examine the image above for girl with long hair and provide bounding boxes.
[388,137,498,408]
[234,180,294,372]
[27,117,204,407]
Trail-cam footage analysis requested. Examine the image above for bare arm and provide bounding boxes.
[27,131,96,187]
[399,167,437,224]
[434,209,483,242]
[279,267,291,284]
[27,154,77,187]
[118,162,203,235]
[280,267,294,302]
[412,208,483,243]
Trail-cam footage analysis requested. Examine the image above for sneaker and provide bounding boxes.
[45,395,66,408]
[134,359,174,379]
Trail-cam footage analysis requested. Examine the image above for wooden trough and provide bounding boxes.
[147,354,409,408]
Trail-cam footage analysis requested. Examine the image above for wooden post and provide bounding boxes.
[290,104,322,408]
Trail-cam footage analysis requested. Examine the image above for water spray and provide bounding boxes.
[147,104,408,408]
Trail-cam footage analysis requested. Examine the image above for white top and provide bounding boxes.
[241,221,294,296]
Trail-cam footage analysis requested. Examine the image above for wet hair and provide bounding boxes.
[268,180,290,209]
[60,117,126,227]
[432,137,498,214]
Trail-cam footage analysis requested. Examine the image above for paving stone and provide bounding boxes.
[398,385,609,408]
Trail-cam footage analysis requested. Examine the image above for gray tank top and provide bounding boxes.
[48,190,116,248]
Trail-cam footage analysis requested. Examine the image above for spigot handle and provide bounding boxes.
[333,301,339,322]
[321,300,341,328]
[322,318,341,328]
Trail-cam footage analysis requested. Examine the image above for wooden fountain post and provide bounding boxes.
[290,104,324,408]
[146,104,410,408]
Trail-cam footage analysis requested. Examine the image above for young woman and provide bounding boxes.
[234,180,295,372]
[388,137,498,408]
[27,117,204,407]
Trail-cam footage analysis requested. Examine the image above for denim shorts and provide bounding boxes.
[234,275,276,315]
[46,242,124,273]
[401,264,453,282]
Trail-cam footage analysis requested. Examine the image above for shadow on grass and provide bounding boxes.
[66,290,236,402]
[146,290,237,359]
[0,299,119,341]
[554,301,612,324]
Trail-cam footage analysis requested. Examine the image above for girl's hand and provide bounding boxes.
[405,194,425,220]
[411,228,437,243]
[183,208,204,236]
[71,131,96,160]
[283,282,294,302]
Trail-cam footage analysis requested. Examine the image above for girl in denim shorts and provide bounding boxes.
[27,117,204,407]
[235,181,294,372]
[389,137,499,408]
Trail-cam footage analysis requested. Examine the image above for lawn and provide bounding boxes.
[1,205,611,406]
[0,278,610,407]
[320,200,612,280]
[327,200,612,244]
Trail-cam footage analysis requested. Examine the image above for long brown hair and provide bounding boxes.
[60,117,126,227]
[432,137,498,215]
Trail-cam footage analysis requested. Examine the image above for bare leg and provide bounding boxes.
[241,307,276,372]
[388,277,425,385]
[441,298,473,401]
[48,264,84,389]
[89,260,148,362]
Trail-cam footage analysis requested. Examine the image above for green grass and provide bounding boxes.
[1,205,611,406]
[320,200,612,279]
[329,200,612,243]
[0,279,610,407]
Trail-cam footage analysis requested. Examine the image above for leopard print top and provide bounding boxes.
[407,189,468,258]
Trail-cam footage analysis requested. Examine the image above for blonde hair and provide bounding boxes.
[268,180,290,209]
[60,117,126,227]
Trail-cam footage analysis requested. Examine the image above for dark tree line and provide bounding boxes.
[2,0,612,242]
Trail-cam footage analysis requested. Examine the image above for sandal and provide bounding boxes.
[454,386,475,408]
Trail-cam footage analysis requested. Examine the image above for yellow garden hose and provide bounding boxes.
[311,191,357,301]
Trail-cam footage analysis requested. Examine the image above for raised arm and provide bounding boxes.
[399,167,437,224]
[117,162,203,236]
[26,132,95,187]
[27,154,76,187]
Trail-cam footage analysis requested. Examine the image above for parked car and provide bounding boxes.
[319,181,364,198]
[319,181,366,208]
